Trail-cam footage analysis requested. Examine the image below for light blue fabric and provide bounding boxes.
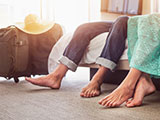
[127,14,160,78]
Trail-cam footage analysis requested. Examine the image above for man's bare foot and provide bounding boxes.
[80,66,108,98]
[98,85,134,107]
[126,74,156,107]
[80,81,101,98]
[25,64,68,89]
[25,73,63,89]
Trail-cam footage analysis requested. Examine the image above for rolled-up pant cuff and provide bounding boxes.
[96,57,117,71]
[59,56,77,72]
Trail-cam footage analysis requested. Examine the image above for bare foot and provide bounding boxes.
[25,64,68,89]
[80,66,108,98]
[98,68,142,108]
[98,68,142,107]
[126,74,156,107]
[80,81,101,98]
[25,73,63,89]
[98,85,134,107]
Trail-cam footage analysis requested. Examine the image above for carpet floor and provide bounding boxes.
[0,68,160,120]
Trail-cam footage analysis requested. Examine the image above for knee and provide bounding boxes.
[75,23,92,35]
[115,16,129,26]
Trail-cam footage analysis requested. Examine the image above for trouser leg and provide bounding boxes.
[96,16,129,71]
[59,21,113,71]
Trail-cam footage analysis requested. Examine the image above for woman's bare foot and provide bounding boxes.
[98,85,134,107]
[80,66,108,98]
[98,68,142,107]
[25,64,68,89]
[126,74,156,107]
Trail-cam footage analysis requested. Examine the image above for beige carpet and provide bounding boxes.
[0,68,160,120]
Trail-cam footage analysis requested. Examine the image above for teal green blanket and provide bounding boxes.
[127,14,160,77]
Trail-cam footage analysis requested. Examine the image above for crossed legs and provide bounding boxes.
[99,68,141,107]
[126,73,156,107]
[98,69,156,108]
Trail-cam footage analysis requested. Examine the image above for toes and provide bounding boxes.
[87,90,92,98]
[91,91,95,97]
[108,102,113,107]
[126,99,132,105]
[82,90,101,98]
[111,102,118,107]
[25,77,42,84]
[101,100,108,106]
[84,90,89,97]
[126,101,135,107]
[95,91,100,96]
[81,87,94,98]
[99,96,121,108]
[103,96,113,106]
[25,77,37,84]
[104,100,112,107]
[105,97,116,107]
[101,98,110,106]
[98,95,109,104]
[25,77,32,81]
[80,88,87,97]
[108,100,116,108]
[126,99,142,108]
[80,92,84,97]
[105,97,122,108]
[81,88,86,93]
[84,90,92,98]
[91,90,100,97]
[134,100,142,107]
[126,99,135,107]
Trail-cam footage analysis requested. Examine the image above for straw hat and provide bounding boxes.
[15,14,55,34]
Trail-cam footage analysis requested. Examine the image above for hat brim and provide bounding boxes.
[15,21,55,35]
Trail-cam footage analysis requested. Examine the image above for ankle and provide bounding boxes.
[91,76,103,85]
[120,83,135,91]
[89,80,102,88]
[121,77,138,90]
[50,72,64,80]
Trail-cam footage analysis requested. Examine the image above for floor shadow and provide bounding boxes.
[144,92,160,103]
[99,105,123,110]
[25,87,59,93]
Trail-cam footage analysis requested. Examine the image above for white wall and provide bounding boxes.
[0,0,101,32]
[54,0,101,32]
[41,0,55,21]
[89,0,101,22]
[0,0,54,28]
[0,0,12,27]
[54,0,89,32]
[10,0,41,22]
